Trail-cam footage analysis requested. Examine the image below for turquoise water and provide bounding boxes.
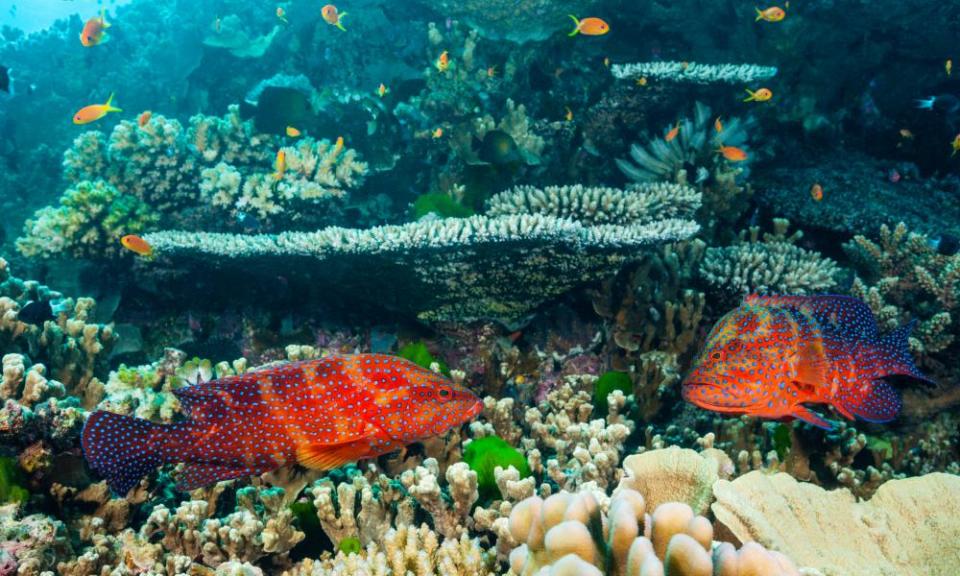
[0,1,958,574]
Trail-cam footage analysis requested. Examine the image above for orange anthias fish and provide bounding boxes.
[568,15,610,36]
[665,122,680,142]
[276,7,288,24]
[73,93,122,125]
[684,295,931,429]
[120,234,153,257]
[743,88,773,102]
[286,126,301,138]
[714,117,724,133]
[80,8,110,47]
[377,83,389,98]
[274,149,287,180]
[718,145,748,162]
[952,133,960,156]
[82,355,481,493]
[810,183,824,201]
[436,51,450,72]
[138,110,152,128]
[755,6,786,22]
[321,4,347,31]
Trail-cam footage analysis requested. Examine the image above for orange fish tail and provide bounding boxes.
[568,15,581,36]
[82,411,179,495]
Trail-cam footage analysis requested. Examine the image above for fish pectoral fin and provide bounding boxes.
[295,438,371,470]
[794,341,830,391]
[790,405,834,430]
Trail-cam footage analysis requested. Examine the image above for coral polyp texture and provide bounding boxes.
[142,183,701,322]
[611,62,778,84]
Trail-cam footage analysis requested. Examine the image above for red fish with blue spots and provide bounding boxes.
[682,295,932,429]
[82,354,481,494]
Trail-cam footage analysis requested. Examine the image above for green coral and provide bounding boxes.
[412,193,475,219]
[0,457,29,504]
[463,435,530,501]
[593,371,632,415]
[337,536,362,555]
[17,179,159,260]
[397,342,450,376]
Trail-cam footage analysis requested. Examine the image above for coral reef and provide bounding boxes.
[416,0,602,43]
[700,219,841,299]
[142,183,701,323]
[611,62,779,85]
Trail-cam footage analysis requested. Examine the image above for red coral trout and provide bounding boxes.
[683,295,932,429]
[83,354,481,494]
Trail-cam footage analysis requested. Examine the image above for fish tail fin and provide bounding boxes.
[915,97,936,110]
[568,15,581,36]
[877,320,934,384]
[743,89,756,102]
[82,411,172,495]
[105,92,121,113]
[101,8,111,28]
[337,13,347,31]
[755,7,764,21]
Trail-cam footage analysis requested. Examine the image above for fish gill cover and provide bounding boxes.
[0,0,959,575]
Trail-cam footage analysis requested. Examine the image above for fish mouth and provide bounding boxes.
[466,399,483,420]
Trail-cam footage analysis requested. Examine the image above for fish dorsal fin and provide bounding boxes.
[746,294,879,343]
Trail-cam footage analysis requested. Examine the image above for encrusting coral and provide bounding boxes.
[700,218,840,298]
[143,182,701,323]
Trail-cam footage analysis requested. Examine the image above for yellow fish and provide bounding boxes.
[432,127,444,139]
[947,59,953,77]
[276,7,288,24]
[332,136,345,159]
[744,87,773,102]
[755,6,786,22]
[952,133,960,157]
[377,83,389,98]
[714,117,724,133]
[635,76,648,86]
[487,66,498,78]
[565,107,573,122]
[286,126,301,138]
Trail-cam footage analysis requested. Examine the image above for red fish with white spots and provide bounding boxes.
[683,295,932,429]
[82,354,481,494]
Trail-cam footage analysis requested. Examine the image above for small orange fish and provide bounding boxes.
[714,117,724,133]
[810,183,824,202]
[286,126,301,138]
[120,235,153,257]
[274,149,287,180]
[603,57,610,67]
[683,295,931,429]
[755,6,786,22]
[744,88,773,102]
[665,122,680,142]
[334,136,345,155]
[568,15,610,36]
[432,128,444,139]
[565,107,574,122]
[80,9,110,47]
[138,110,152,128]
[718,145,748,162]
[487,66,498,78]
[436,51,450,73]
[73,93,122,125]
[321,4,347,31]
[680,61,690,70]
[952,134,960,157]
[947,59,953,77]
[377,83,389,98]
[635,76,648,86]
[276,7,288,24]
[82,354,482,494]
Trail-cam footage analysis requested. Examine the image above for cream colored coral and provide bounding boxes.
[616,447,719,515]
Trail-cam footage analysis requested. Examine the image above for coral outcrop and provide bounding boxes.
[143,183,701,323]
[611,62,778,85]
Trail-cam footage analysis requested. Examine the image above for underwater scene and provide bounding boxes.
[1,0,960,574]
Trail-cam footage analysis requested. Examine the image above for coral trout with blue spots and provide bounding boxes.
[683,295,932,430]
[82,354,481,494]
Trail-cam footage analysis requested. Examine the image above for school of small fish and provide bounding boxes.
[82,354,482,493]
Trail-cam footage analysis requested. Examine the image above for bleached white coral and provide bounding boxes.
[611,61,778,84]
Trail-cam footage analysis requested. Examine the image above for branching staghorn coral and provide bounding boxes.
[611,61,778,84]
[845,222,959,360]
[143,183,700,323]
[17,180,159,260]
[700,218,840,298]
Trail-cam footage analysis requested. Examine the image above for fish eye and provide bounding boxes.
[710,351,722,361]
[438,386,452,399]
